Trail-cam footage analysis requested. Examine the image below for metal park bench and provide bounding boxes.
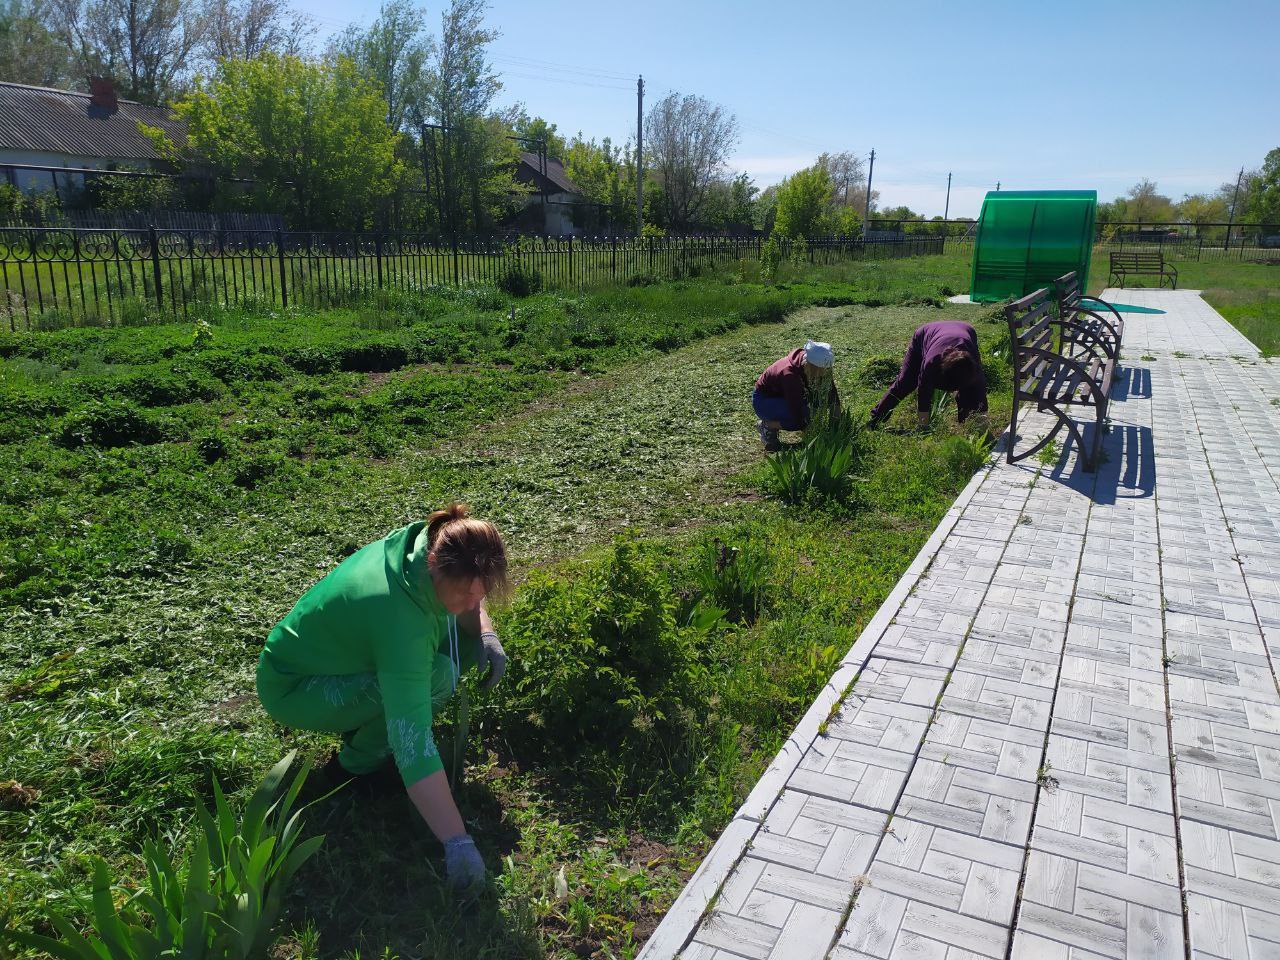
[1108,250,1177,288]
[1005,286,1121,472]
[1054,271,1123,364]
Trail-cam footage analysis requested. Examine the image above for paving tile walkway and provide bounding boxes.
[640,290,1280,960]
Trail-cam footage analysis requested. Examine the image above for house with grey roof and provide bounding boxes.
[511,150,588,235]
[0,78,186,198]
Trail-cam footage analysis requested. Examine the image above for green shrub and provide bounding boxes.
[57,400,165,449]
[768,407,865,505]
[4,752,323,960]
[941,432,994,481]
[495,538,711,783]
[110,371,222,407]
[194,430,231,464]
[857,354,901,388]
[689,535,770,625]
[496,260,543,298]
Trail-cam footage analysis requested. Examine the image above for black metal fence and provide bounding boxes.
[0,229,944,330]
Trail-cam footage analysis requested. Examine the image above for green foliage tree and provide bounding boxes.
[1244,148,1280,226]
[1122,178,1175,222]
[772,165,834,239]
[563,135,636,233]
[643,90,739,231]
[0,0,75,87]
[1177,193,1229,235]
[511,113,567,162]
[51,0,203,105]
[329,0,431,133]
[176,53,403,229]
[419,0,520,234]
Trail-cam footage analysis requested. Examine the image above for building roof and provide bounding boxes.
[0,81,186,161]
[516,151,581,196]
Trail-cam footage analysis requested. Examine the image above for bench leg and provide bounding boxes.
[1008,409,1069,467]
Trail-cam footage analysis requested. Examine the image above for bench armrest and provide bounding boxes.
[1067,305,1123,347]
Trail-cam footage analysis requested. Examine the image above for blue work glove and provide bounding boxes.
[444,834,486,894]
[480,631,506,690]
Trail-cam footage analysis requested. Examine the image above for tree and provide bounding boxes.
[724,172,757,231]
[176,53,403,228]
[1244,148,1280,227]
[50,0,204,104]
[1122,178,1174,222]
[816,150,866,211]
[420,0,515,234]
[329,0,430,133]
[0,0,76,87]
[510,113,566,162]
[1177,193,1228,235]
[772,165,834,239]
[202,0,314,65]
[562,134,635,233]
[643,91,738,231]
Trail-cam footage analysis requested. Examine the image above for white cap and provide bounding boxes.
[803,340,834,368]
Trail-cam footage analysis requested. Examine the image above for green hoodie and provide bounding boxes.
[262,522,467,785]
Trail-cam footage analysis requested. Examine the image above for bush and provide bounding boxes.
[110,371,222,407]
[768,407,865,506]
[689,535,770,625]
[57,400,165,449]
[495,538,712,783]
[941,432,995,481]
[857,354,901,388]
[194,430,231,463]
[496,260,543,298]
[4,752,322,960]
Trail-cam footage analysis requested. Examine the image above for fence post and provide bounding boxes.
[611,233,617,280]
[276,229,288,309]
[148,223,164,311]
[451,233,460,287]
[375,233,384,289]
[568,234,574,288]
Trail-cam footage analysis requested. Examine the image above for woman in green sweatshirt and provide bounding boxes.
[256,503,508,894]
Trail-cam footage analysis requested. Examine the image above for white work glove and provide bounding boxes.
[444,834,486,895]
[480,631,506,690]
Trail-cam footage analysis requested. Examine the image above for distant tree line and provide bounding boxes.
[1098,154,1280,236]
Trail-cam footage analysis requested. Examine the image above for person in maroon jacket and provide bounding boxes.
[868,320,988,430]
[753,340,840,450]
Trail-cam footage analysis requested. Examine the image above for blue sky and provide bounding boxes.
[298,0,1279,218]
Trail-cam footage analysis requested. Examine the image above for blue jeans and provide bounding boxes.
[752,389,803,431]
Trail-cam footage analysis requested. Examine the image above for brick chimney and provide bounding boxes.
[88,77,119,116]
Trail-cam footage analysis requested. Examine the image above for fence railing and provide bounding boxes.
[941,233,1280,263]
[0,229,944,330]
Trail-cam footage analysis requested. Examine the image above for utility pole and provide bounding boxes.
[635,75,645,236]
[862,148,875,237]
[944,171,952,220]
[1225,165,1244,252]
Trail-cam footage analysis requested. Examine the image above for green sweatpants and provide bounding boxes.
[257,648,478,777]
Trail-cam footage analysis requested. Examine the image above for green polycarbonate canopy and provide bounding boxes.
[969,190,1097,303]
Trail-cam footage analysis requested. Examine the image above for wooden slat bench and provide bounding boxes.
[1054,271,1123,363]
[1005,286,1121,472]
[1108,251,1177,288]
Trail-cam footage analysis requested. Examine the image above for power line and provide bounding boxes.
[500,70,633,92]
[490,53,635,83]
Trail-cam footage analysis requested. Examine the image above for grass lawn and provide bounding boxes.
[0,255,1012,959]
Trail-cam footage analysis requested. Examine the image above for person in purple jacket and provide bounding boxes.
[753,340,840,450]
[868,320,988,430]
